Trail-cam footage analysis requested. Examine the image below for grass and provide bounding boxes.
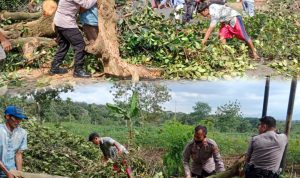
[44,122,300,164]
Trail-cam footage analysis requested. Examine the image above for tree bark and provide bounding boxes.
[2,15,55,38]
[10,170,69,178]
[85,0,162,80]
[0,11,42,21]
[207,156,245,178]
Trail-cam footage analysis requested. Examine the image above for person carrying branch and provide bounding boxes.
[88,132,134,178]
[183,125,225,178]
[245,116,287,178]
[49,0,98,78]
[0,106,28,178]
[197,2,260,60]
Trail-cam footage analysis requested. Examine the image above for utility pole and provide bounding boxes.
[280,77,297,171]
[262,76,270,117]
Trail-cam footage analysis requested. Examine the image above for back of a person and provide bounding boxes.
[80,5,98,26]
[249,131,287,171]
[209,4,240,23]
[54,0,80,28]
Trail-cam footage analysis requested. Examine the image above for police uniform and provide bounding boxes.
[245,131,288,178]
[183,138,225,178]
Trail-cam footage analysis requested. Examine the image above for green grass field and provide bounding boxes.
[44,122,300,165]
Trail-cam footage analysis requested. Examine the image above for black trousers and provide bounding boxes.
[245,166,279,178]
[53,26,86,70]
[191,170,215,178]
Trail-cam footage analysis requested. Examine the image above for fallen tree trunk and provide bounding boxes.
[0,11,42,21]
[10,170,69,178]
[11,37,56,64]
[207,156,245,178]
[2,15,55,38]
[86,0,162,81]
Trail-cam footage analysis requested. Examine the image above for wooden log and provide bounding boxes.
[0,11,42,21]
[10,170,69,178]
[207,156,245,178]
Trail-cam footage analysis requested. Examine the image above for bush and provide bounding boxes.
[161,121,193,177]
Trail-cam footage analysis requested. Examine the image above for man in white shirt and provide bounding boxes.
[197,3,260,60]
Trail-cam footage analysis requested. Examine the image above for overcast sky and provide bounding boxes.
[60,79,300,120]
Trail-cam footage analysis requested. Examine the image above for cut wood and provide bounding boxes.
[0,11,42,21]
[207,155,245,178]
[10,170,69,178]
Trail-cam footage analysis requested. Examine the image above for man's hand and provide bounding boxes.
[118,149,123,155]
[186,176,192,178]
[202,39,207,46]
[1,39,12,52]
[6,172,15,178]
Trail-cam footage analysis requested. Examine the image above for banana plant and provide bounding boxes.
[107,90,140,146]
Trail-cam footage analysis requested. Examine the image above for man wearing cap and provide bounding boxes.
[245,116,288,178]
[0,106,28,178]
[183,125,225,178]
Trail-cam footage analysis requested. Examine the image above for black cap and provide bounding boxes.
[259,116,276,128]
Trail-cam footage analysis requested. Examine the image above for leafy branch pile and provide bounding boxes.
[119,8,253,80]
[22,121,152,177]
[118,0,300,79]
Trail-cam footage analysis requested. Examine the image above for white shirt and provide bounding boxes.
[209,4,240,27]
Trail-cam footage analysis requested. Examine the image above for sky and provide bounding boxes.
[59,79,300,120]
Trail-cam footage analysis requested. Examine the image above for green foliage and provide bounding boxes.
[183,102,211,124]
[0,0,28,12]
[111,82,171,123]
[118,7,253,79]
[22,121,125,177]
[161,121,193,177]
[215,100,244,132]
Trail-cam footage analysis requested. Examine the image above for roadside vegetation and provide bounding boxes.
[0,83,299,177]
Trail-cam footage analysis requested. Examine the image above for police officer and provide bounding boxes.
[245,116,288,178]
[183,125,225,178]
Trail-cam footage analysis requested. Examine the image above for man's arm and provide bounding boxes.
[0,31,12,52]
[202,24,216,46]
[245,138,254,163]
[182,143,192,178]
[15,151,23,171]
[212,145,225,172]
[0,161,14,178]
[74,0,97,9]
[114,141,125,155]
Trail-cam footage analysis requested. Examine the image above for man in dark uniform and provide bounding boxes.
[183,125,225,178]
[245,116,288,178]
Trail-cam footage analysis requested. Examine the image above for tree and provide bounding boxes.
[111,81,171,122]
[215,100,243,132]
[185,102,211,125]
[107,90,140,147]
